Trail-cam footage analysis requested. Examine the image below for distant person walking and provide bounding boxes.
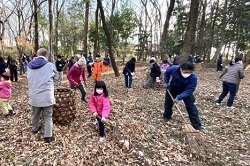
[86,52,94,77]
[217,55,223,72]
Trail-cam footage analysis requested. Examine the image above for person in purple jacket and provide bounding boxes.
[163,62,202,131]
[89,81,111,142]
[67,58,88,103]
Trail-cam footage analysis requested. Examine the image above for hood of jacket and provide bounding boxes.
[27,57,48,69]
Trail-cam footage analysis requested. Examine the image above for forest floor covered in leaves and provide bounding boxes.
[1,63,249,165]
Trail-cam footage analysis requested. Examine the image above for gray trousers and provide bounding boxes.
[144,76,156,91]
[32,105,53,137]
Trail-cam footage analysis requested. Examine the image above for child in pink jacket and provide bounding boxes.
[89,81,111,142]
[0,72,15,116]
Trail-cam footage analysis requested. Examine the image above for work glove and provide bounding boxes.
[93,112,98,117]
[131,72,135,76]
[173,97,180,104]
[163,83,170,89]
[156,77,161,83]
[101,117,106,122]
[73,81,79,87]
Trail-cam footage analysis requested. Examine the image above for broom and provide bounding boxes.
[166,89,206,154]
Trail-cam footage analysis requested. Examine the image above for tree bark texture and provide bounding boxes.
[83,0,90,57]
[180,0,200,63]
[48,0,53,62]
[93,2,99,57]
[160,0,175,60]
[33,0,39,52]
[97,0,120,77]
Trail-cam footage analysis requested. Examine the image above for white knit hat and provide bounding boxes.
[78,58,86,66]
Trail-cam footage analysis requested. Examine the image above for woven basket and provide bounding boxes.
[53,88,76,125]
[145,74,164,89]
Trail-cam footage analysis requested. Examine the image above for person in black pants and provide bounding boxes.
[9,58,18,82]
[86,52,93,77]
[163,62,202,131]
[217,56,223,71]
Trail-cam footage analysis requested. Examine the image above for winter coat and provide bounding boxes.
[161,64,170,72]
[220,63,245,84]
[86,56,93,66]
[67,63,87,84]
[93,61,103,75]
[89,92,111,118]
[103,56,110,66]
[55,59,66,72]
[0,61,6,75]
[149,63,161,79]
[164,65,198,100]
[0,80,12,99]
[123,60,135,75]
[27,56,59,107]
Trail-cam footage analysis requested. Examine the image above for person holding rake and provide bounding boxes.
[163,62,202,131]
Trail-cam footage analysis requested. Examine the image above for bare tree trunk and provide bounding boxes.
[33,0,39,52]
[196,0,207,58]
[211,0,228,63]
[93,2,99,57]
[180,0,200,62]
[83,0,90,57]
[207,0,219,63]
[235,0,243,57]
[160,0,175,60]
[48,0,54,62]
[97,0,119,76]
[54,0,65,56]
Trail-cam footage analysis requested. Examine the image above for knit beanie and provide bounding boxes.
[78,58,86,66]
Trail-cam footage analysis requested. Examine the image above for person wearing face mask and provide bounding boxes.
[143,59,162,91]
[216,56,245,109]
[93,54,103,82]
[163,62,202,131]
[89,81,111,142]
[67,57,88,103]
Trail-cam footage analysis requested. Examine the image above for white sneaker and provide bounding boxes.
[216,103,221,106]
[99,137,105,142]
[227,106,235,109]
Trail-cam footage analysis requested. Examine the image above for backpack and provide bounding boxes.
[9,61,17,70]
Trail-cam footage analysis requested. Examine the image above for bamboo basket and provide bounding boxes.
[53,88,76,125]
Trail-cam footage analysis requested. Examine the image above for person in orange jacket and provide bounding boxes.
[93,54,103,82]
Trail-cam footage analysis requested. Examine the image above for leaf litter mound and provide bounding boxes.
[0,64,249,165]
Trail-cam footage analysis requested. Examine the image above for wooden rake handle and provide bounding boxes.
[166,89,188,124]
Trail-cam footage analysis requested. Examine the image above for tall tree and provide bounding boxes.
[160,0,175,60]
[211,0,228,63]
[180,0,200,62]
[48,0,53,61]
[196,0,207,57]
[83,0,90,57]
[97,0,119,77]
[93,2,99,56]
[54,0,65,56]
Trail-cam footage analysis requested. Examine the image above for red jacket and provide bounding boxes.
[67,63,87,84]
[88,91,111,118]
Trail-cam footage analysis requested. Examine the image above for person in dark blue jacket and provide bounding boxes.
[86,52,93,77]
[0,56,7,76]
[163,62,202,130]
[123,57,136,91]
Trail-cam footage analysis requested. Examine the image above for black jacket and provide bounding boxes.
[0,61,6,75]
[150,63,161,79]
[55,60,66,72]
[123,60,135,75]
